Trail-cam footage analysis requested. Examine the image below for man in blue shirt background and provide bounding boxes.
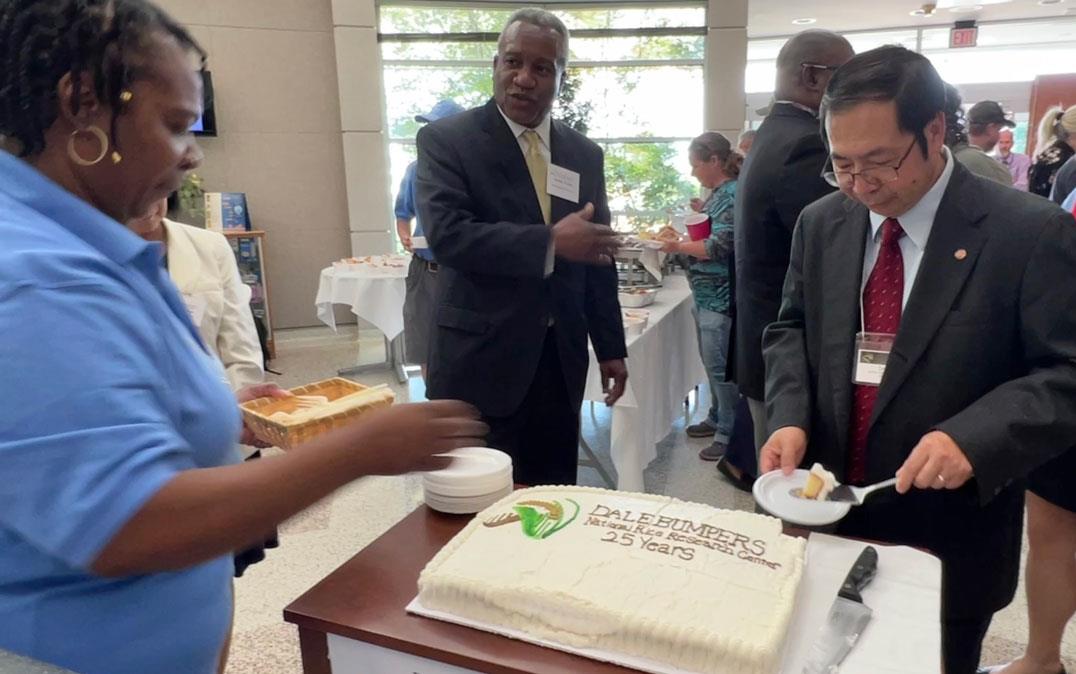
[396,99,464,377]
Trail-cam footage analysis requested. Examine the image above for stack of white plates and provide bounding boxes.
[423,447,514,514]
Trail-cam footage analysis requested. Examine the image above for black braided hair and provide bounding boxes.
[0,0,206,157]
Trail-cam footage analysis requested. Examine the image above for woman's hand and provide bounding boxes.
[237,383,291,447]
[344,400,489,475]
[660,239,682,254]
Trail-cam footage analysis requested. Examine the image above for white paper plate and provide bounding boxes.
[753,469,852,526]
[425,484,514,514]
[424,447,511,483]
[423,467,513,498]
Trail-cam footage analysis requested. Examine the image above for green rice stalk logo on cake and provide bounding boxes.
[483,499,581,540]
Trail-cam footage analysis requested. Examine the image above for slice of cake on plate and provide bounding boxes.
[801,462,838,500]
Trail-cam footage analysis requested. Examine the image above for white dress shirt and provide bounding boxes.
[497,105,552,166]
[496,105,556,276]
[863,147,955,310]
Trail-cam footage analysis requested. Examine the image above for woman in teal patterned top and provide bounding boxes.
[662,132,742,460]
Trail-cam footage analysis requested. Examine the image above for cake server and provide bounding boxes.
[826,477,898,505]
[802,545,878,674]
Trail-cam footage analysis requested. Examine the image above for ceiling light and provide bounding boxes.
[1037,0,1062,5]
[910,8,934,17]
[949,4,984,11]
[792,17,817,25]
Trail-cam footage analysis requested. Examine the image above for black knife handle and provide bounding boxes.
[837,545,878,602]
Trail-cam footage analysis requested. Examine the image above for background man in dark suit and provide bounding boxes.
[761,46,1076,674]
[415,8,627,486]
[733,30,854,468]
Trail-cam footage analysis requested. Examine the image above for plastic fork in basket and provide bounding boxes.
[292,395,330,410]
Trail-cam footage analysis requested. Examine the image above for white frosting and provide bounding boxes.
[419,486,806,674]
[807,463,838,501]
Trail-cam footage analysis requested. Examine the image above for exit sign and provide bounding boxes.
[950,25,978,48]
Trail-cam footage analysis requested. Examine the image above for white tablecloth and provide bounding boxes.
[583,274,707,491]
[315,264,408,338]
[405,534,942,674]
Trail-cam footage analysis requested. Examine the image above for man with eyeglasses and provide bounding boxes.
[731,30,854,483]
[760,46,1076,674]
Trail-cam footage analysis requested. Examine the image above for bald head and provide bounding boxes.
[775,30,854,110]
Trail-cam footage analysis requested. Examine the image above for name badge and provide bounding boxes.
[852,332,895,386]
[547,163,580,203]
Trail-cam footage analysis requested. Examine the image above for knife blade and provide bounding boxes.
[802,545,879,674]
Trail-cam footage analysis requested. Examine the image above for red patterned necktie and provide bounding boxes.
[848,218,905,484]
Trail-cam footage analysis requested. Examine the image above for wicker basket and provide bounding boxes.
[240,377,395,449]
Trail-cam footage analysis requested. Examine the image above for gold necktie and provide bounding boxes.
[523,129,551,225]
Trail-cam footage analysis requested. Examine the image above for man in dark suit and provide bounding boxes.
[415,8,627,486]
[761,47,1076,674]
[732,31,854,473]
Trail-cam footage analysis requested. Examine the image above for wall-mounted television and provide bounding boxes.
[192,70,217,137]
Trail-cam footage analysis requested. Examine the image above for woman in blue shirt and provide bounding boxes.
[662,133,742,462]
[0,3,486,673]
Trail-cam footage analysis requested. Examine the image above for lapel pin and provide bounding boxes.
[954,248,968,260]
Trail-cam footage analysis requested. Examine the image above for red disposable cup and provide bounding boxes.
[685,212,712,241]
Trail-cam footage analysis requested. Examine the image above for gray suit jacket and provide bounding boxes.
[764,162,1076,617]
[415,100,626,418]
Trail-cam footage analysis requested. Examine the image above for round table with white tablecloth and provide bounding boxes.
[314,257,410,337]
[314,256,411,382]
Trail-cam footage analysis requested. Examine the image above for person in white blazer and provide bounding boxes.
[130,198,278,578]
[129,199,264,393]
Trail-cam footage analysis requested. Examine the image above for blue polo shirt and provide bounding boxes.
[0,151,241,674]
[395,161,435,262]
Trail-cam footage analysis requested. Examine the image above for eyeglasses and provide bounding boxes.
[822,138,918,189]
[801,62,840,73]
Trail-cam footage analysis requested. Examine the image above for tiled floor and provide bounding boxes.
[226,326,1075,674]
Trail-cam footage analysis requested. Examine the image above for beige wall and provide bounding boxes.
[157,0,353,329]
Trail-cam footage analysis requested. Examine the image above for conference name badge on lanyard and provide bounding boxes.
[852,297,896,386]
[853,332,895,386]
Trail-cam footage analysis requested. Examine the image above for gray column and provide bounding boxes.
[332,0,394,255]
[705,0,748,143]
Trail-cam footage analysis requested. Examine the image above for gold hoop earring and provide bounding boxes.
[67,126,110,167]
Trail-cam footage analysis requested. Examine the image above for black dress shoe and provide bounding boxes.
[716,456,755,493]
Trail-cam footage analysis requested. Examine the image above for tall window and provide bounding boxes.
[745,19,1076,152]
[379,3,707,232]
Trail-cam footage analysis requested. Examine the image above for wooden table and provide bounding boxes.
[284,505,813,674]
